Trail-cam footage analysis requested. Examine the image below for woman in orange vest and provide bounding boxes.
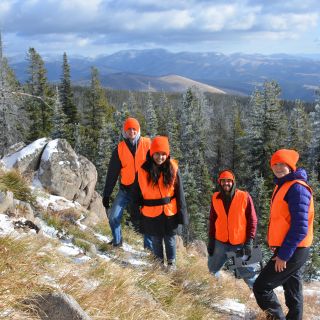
[135,136,188,269]
[253,149,314,320]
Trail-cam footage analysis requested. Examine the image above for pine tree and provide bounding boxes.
[25,47,53,141]
[287,100,311,164]
[51,87,69,139]
[144,89,158,138]
[304,171,320,280]
[0,32,26,155]
[59,53,79,145]
[308,103,320,178]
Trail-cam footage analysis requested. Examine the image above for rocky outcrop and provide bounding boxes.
[38,139,98,209]
[0,191,14,214]
[26,291,92,320]
[1,138,50,174]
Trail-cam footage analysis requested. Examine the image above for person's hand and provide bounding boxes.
[242,238,253,256]
[207,238,215,256]
[272,256,287,272]
[102,197,110,209]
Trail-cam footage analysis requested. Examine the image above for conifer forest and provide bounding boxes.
[1,42,319,278]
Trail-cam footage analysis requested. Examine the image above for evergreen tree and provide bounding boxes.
[51,87,68,139]
[59,52,78,139]
[0,32,26,155]
[144,89,158,138]
[308,103,320,178]
[25,47,53,141]
[81,67,111,161]
[158,92,181,159]
[287,100,311,164]
[245,81,285,188]
[304,171,320,280]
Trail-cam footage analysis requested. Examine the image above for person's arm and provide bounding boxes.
[245,193,258,241]
[102,147,121,208]
[175,170,189,225]
[207,201,217,255]
[277,183,311,261]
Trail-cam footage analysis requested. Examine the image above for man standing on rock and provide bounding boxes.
[102,117,153,249]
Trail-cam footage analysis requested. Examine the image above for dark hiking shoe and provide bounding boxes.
[108,239,123,247]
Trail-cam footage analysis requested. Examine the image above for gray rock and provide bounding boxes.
[38,139,97,208]
[0,191,14,214]
[87,191,106,222]
[0,138,50,174]
[27,291,92,320]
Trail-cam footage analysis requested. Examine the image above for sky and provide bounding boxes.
[1,0,320,58]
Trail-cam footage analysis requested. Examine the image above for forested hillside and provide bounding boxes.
[1,41,319,278]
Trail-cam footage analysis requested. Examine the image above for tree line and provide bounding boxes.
[1,39,319,278]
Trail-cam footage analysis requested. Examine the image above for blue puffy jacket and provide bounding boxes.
[274,168,312,261]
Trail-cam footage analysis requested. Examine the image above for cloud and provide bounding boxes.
[1,0,320,56]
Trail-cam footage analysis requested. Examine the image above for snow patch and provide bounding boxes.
[1,137,48,169]
[212,298,246,318]
[36,193,81,211]
[58,243,83,257]
[41,139,59,162]
[0,214,15,235]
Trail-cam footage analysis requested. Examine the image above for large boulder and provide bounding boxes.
[38,139,97,208]
[26,291,92,320]
[0,191,14,214]
[0,138,50,174]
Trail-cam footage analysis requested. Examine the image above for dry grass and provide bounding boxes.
[1,218,319,319]
[0,169,36,205]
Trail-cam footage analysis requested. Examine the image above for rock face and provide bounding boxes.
[38,139,98,208]
[1,138,50,174]
[28,291,92,320]
[0,191,14,214]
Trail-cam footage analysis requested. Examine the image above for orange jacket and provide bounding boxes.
[211,190,248,245]
[118,137,151,186]
[268,180,314,247]
[138,160,178,218]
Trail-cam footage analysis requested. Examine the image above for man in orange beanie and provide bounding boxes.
[253,149,314,319]
[207,169,258,288]
[102,117,152,249]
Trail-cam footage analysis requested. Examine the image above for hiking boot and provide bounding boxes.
[108,239,123,247]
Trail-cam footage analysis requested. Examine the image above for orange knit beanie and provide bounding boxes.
[123,117,140,131]
[150,136,170,156]
[218,170,235,183]
[270,149,299,171]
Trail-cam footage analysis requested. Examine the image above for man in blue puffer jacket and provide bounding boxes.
[253,149,314,320]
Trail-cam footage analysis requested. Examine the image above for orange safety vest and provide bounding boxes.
[138,160,178,218]
[268,180,314,247]
[118,137,151,186]
[212,190,248,245]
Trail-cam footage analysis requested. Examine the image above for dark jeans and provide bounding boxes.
[151,235,176,264]
[253,247,309,320]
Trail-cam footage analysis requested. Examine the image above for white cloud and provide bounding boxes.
[266,13,318,32]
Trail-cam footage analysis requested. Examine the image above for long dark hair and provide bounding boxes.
[145,152,175,187]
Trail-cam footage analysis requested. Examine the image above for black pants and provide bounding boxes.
[253,247,309,320]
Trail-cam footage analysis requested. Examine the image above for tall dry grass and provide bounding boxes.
[1,217,319,319]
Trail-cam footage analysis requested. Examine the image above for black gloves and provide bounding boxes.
[242,238,254,256]
[102,196,110,209]
[207,238,215,256]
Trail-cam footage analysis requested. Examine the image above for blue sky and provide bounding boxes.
[1,0,320,58]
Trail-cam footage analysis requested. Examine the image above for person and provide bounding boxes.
[102,117,153,249]
[135,136,188,268]
[207,169,258,288]
[253,149,314,320]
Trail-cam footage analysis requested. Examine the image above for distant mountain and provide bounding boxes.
[8,49,320,101]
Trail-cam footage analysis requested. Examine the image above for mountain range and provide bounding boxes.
[9,49,320,101]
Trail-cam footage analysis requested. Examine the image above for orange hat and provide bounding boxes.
[123,117,140,131]
[150,136,170,156]
[270,149,299,171]
[218,170,235,184]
